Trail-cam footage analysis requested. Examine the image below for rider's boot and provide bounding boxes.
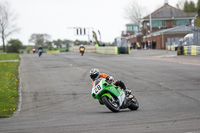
[125,88,133,99]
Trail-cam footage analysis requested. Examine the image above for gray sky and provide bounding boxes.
[3,0,198,45]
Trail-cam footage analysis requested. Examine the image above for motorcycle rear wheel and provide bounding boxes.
[102,96,120,112]
[128,96,139,110]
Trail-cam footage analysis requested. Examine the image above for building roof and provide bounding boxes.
[144,25,200,38]
[126,23,139,26]
[143,4,196,20]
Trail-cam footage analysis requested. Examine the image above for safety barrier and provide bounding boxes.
[96,47,118,55]
[46,50,60,53]
[69,47,74,52]
[167,45,174,51]
[71,46,129,55]
[73,46,96,53]
[178,46,200,55]
[167,45,178,51]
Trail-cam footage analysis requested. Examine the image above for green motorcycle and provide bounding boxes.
[91,78,139,112]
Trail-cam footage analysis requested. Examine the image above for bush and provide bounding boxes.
[6,39,23,53]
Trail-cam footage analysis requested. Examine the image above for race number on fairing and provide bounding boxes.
[92,81,103,94]
[118,91,125,106]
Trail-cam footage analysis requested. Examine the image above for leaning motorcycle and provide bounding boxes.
[91,78,139,112]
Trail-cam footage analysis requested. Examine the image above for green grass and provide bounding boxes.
[0,53,20,60]
[195,17,200,27]
[19,47,68,54]
[0,54,19,117]
[19,49,26,54]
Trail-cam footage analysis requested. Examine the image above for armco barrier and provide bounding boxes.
[178,46,200,56]
[96,47,118,55]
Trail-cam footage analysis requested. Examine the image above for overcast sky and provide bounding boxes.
[2,0,198,45]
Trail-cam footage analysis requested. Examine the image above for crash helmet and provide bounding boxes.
[90,68,100,81]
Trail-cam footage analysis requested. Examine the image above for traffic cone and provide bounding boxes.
[166,50,168,54]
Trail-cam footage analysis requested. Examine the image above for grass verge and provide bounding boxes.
[0,53,20,60]
[0,53,19,117]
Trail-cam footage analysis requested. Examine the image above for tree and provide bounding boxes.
[182,0,197,12]
[184,0,190,12]
[63,39,73,45]
[6,39,23,53]
[62,39,73,48]
[195,17,200,27]
[29,34,51,47]
[74,40,88,45]
[0,1,19,52]
[197,0,200,11]
[53,39,62,48]
[189,1,197,12]
[124,0,145,24]
[46,41,53,50]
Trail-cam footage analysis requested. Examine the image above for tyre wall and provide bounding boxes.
[178,46,200,56]
[96,47,118,55]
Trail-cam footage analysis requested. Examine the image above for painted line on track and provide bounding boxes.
[0,60,19,62]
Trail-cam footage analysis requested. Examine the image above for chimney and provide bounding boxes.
[164,0,168,5]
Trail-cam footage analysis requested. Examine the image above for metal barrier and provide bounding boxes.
[166,37,182,51]
[192,27,200,46]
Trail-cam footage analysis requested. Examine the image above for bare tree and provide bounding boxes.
[0,1,19,52]
[124,1,146,24]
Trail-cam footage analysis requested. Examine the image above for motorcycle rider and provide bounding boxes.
[79,44,85,56]
[89,68,132,96]
[38,47,43,57]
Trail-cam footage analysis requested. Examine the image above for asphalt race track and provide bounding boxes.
[0,50,200,133]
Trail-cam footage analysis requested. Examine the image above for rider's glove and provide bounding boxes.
[109,76,114,82]
[106,76,110,81]
[106,76,114,83]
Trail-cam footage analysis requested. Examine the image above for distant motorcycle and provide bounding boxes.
[91,78,139,112]
[38,49,43,57]
[80,48,85,56]
[79,45,85,56]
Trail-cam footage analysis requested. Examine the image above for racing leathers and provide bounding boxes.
[92,73,126,90]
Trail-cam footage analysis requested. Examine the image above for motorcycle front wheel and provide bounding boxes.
[128,96,139,110]
[102,96,120,112]
[80,52,84,56]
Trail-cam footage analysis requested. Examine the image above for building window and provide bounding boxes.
[127,25,139,34]
[152,20,166,28]
[144,22,147,29]
[173,20,190,26]
[133,26,139,34]
[127,25,133,31]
